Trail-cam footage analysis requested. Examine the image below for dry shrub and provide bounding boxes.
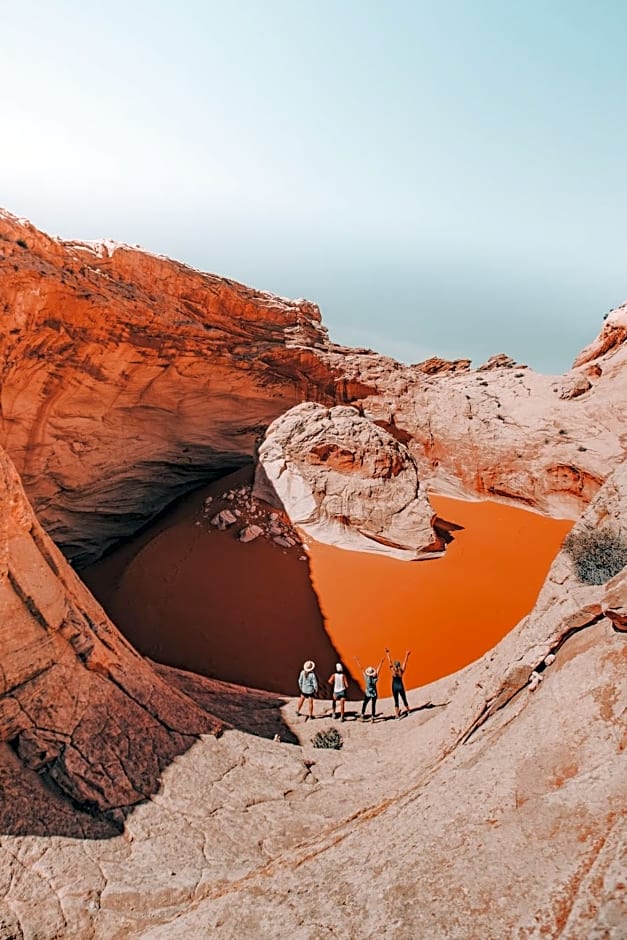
[563,526,627,585]
[312,727,343,749]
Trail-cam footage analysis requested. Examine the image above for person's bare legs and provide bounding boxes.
[308,696,314,720]
[340,698,345,720]
[296,694,305,716]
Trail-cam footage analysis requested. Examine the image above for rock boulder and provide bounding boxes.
[254,402,440,559]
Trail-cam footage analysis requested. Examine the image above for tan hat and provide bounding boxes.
[365,666,377,677]
[303,660,315,673]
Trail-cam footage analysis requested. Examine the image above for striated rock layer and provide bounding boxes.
[0,210,340,565]
[254,402,440,559]
[0,442,224,832]
[1,210,626,567]
[324,303,627,520]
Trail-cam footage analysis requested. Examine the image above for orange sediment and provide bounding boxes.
[306,495,573,691]
[84,471,572,697]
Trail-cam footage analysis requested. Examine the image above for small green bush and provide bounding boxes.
[563,526,627,585]
[312,727,343,750]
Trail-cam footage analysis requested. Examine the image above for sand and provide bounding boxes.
[83,471,572,697]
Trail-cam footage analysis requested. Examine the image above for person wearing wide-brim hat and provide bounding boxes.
[355,656,384,723]
[296,660,318,720]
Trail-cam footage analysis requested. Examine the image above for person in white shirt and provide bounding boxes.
[327,663,349,721]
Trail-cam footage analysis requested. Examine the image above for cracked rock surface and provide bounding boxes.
[1,466,625,938]
[323,303,627,520]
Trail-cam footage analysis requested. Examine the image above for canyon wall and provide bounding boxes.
[0,442,222,833]
[0,210,340,564]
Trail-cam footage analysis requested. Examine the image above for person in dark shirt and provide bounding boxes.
[385,648,411,718]
[355,657,383,723]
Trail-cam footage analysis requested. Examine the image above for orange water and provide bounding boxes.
[306,495,572,691]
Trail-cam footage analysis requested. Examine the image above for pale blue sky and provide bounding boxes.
[2,1,626,372]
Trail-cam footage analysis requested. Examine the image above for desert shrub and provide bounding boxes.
[312,727,343,750]
[563,525,627,585]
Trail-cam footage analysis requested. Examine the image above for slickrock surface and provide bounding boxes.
[254,402,440,559]
[0,443,225,832]
[0,210,338,565]
[574,303,627,367]
[323,305,627,519]
[1,466,624,939]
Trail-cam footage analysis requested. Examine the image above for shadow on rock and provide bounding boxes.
[153,663,300,745]
[83,468,357,696]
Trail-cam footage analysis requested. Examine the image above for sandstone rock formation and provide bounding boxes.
[254,402,440,559]
[1,464,624,939]
[324,313,626,518]
[1,210,626,938]
[0,209,339,565]
[574,302,627,366]
[1,209,626,567]
[0,442,222,833]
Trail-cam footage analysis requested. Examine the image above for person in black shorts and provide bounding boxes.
[355,657,383,723]
[328,663,348,720]
[385,648,411,718]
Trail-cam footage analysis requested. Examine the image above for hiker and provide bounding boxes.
[385,648,411,718]
[355,657,383,723]
[328,662,349,721]
[296,660,318,720]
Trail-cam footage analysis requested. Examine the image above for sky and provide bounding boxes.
[2,0,626,373]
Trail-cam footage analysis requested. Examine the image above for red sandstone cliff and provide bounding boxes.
[0,441,222,831]
[0,209,340,564]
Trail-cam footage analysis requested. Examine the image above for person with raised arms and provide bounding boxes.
[355,656,383,723]
[385,647,411,718]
